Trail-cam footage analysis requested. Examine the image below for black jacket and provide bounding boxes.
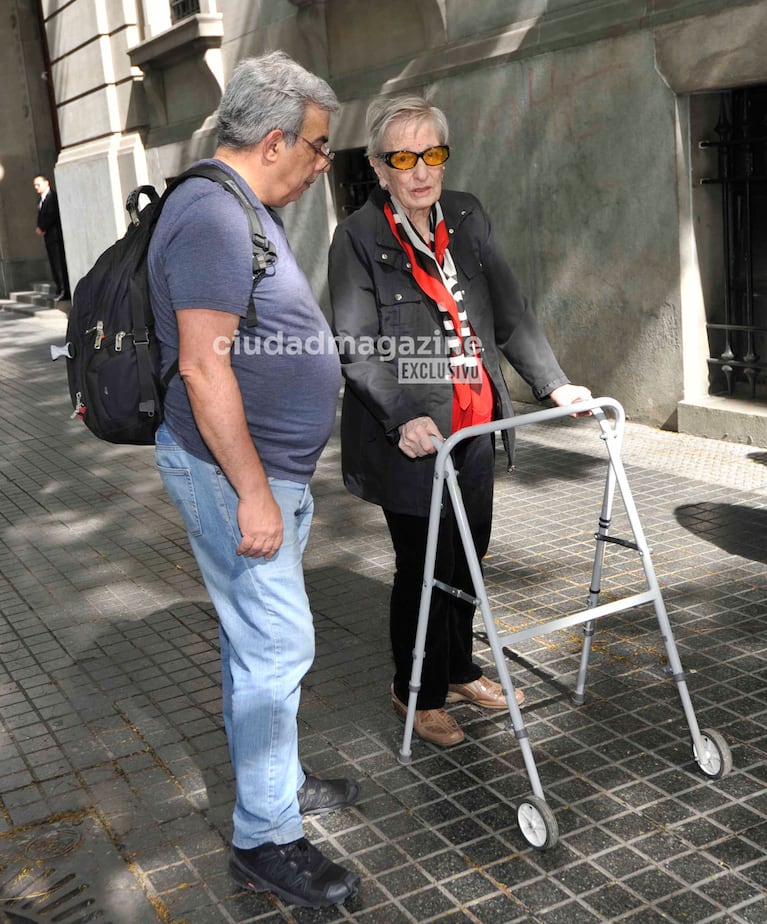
[328,187,569,515]
[37,189,63,243]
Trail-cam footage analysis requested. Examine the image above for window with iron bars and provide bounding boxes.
[330,148,377,218]
[699,86,767,402]
[170,0,201,23]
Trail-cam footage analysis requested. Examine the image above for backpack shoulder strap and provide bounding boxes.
[170,162,277,328]
[138,162,277,390]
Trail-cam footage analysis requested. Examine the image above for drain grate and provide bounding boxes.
[0,819,159,923]
[0,869,111,923]
[1,823,111,923]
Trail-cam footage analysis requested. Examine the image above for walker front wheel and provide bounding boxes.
[694,728,732,779]
[517,796,559,850]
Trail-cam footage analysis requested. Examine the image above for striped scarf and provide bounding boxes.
[384,197,492,426]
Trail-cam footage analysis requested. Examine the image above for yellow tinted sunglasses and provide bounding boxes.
[376,145,450,170]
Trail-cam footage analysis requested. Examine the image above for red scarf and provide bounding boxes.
[384,200,492,430]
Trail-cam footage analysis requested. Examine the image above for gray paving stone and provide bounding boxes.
[1,312,766,922]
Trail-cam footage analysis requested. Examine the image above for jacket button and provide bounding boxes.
[448,228,454,234]
[381,253,388,260]
[394,293,402,301]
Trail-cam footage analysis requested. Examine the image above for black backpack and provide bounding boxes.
[53,163,276,445]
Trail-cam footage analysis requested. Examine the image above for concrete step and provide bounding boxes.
[10,289,53,308]
[3,281,65,310]
[1,289,70,316]
[32,281,58,296]
[3,292,53,313]
[678,395,767,448]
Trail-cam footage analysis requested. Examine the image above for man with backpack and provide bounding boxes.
[147,52,360,909]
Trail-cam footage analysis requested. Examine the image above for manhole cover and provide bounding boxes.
[23,826,81,861]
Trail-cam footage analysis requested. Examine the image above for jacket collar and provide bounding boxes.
[370,186,475,262]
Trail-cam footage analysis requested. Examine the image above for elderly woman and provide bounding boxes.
[329,95,591,748]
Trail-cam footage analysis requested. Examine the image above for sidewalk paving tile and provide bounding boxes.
[0,311,765,923]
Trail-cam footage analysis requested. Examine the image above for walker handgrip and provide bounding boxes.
[435,398,624,463]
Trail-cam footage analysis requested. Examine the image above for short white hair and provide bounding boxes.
[365,95,449,156]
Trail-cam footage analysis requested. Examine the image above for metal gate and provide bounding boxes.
[700,86,767,401]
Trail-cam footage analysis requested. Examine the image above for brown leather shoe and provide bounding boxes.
[391,686,464,747]
[445,675,524,709]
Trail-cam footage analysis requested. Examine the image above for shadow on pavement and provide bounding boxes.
[674,502,767,564]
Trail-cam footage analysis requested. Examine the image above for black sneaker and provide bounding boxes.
[230,838,359,907]
[297,774,360,816]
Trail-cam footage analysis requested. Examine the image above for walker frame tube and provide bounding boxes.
[397,397,732,848]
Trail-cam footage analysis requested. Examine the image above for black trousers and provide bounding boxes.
[383,433,495,709]
[45,232,70,298]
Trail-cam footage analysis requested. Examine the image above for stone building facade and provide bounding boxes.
[1,0,765,443]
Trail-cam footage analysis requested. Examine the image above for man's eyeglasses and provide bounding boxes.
[375,145,450,171]
[300,136,335,165]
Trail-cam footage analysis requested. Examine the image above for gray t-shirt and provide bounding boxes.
[148,159,340,483]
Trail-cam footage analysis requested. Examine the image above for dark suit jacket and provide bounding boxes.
[329,186,570,515]
[37,189,63,242]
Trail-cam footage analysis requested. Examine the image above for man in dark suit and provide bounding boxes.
[34,174,70,301]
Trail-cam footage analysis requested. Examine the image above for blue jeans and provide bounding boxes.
[155,422,313,848]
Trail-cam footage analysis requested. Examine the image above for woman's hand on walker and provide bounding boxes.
[398,416,445,458]
[549,384,593,417]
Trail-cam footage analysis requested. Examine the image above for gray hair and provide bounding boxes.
[217,51,339,149]
[365,95,449,156]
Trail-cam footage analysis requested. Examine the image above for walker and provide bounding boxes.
[397,397,732,850]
